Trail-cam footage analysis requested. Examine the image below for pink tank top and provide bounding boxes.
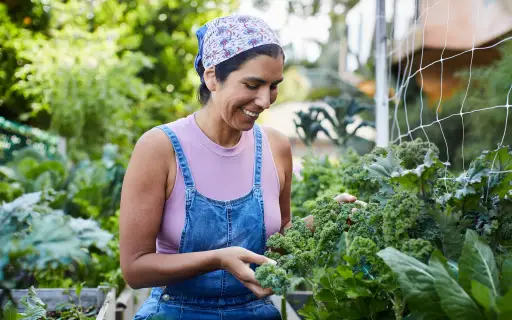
[156,114,282,254]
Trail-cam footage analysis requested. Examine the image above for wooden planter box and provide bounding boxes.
[285,291,313,319]
[269,291,312,320]
[1,286,116,320]
[115,286,151,320]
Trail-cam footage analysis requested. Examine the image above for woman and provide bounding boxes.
[120,14,356,320]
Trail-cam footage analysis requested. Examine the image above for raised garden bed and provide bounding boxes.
[1,286,116,320]
[115,286,151,320]
[269,291,313,320]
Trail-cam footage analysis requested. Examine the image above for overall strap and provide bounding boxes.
[253,124,263,187]
[156,125,195,189]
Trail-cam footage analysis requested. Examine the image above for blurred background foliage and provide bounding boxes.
[0,0,238,308]
[0,0,236,162]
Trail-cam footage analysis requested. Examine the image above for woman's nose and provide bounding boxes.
[255,89,271,110]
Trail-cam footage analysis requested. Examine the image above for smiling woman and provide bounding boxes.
[119,14,354,320]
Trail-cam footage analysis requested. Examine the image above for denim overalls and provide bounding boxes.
[134,124,282,320]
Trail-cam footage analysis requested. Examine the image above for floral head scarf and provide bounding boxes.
[194,14,281,80]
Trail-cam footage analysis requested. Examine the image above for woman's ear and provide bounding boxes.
[203,67,217,92]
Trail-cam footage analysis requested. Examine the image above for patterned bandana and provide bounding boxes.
[194,14,281,80]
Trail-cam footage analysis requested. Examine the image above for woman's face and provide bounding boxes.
[210,54,284,131]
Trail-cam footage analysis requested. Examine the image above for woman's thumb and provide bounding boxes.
[243,251,277,266]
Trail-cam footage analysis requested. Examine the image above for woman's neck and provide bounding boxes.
[194,106,243,148]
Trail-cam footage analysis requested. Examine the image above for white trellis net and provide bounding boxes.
[386,0,512,178]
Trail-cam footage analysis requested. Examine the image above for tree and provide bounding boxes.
[0,0,237,161]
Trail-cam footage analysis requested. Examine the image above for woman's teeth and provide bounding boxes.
[242,108,258,118]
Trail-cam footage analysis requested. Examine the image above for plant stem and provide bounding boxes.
[392,292,405,320]
[281,295,288,320]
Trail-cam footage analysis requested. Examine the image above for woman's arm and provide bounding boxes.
[119,129,272,295]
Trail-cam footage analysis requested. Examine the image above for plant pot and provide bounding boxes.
[1,286,116,320]
[115,285,151,320]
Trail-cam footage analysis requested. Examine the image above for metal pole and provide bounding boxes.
[375,0,389,147]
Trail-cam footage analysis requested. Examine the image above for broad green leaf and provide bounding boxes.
[502,258,512,292]
[0,166,17,180]
[68,217,113,250]
[336,265,354,279]
[457,157,489,186]
[471,280,494,310]
[14,158,40,181]
[431,208,464,261]
[459,229,500,297]
[496,290,512,320]
[496,287,512,320]
[319,274,331,289]
[315,289,336,303]
[377,247,445,318]
[392,150,443,193]
[365,152,401,180]
[33,172,54,192]
[20,214,89,269]
[26,160,67,184]
[1,192,42,212]
[3,301,21,320]
[455,186,477,199]
[429,251,485,320]
[18,287,47,320]
[484,147,512,198]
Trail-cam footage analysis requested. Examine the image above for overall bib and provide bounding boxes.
[134,124,282,320]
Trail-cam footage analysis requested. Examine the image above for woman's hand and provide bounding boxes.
[302,193,359,232]
[217,246,276,298]
[333,192,357,204]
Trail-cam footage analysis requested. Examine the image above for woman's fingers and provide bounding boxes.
[334,193,357,203]
[242,279,274,298]
[241,249,277,267]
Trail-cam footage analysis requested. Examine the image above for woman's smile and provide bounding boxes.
[240,107,260,120]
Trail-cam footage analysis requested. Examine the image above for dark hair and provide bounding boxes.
[197,44,284,105]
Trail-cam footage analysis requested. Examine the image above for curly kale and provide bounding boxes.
[393,138,440,170]
[346,203,383,245]
[256,197,360,294]
[382,191,422,246]
[254,262,291,296]
[339,152,382,202]
[265,216,315,273]
[347,236,391,280]
[400,239,434,263]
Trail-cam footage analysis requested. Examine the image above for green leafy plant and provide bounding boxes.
[4,285,99,320]
[259,139,512,319]
[0,192,112,312]
[12,25,155,158]
[294,95,375,151]
[378,229,512,320]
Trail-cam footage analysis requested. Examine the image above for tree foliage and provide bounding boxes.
[0,0,236,161]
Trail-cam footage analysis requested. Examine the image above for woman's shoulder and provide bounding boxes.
[260,125,292,171]
[260,126,291,155]
[138,115,192,147]
[131,115,192,160]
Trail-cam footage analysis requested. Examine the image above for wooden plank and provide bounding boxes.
[115,286,150,320]
[115,286,134,320]
[96,289,116,320]
[2,288,106,311]
[1,286,115,320]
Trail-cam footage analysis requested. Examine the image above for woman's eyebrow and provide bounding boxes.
[242,77,284,85]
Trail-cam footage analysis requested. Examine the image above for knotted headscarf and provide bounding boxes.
[194,14,281,81]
